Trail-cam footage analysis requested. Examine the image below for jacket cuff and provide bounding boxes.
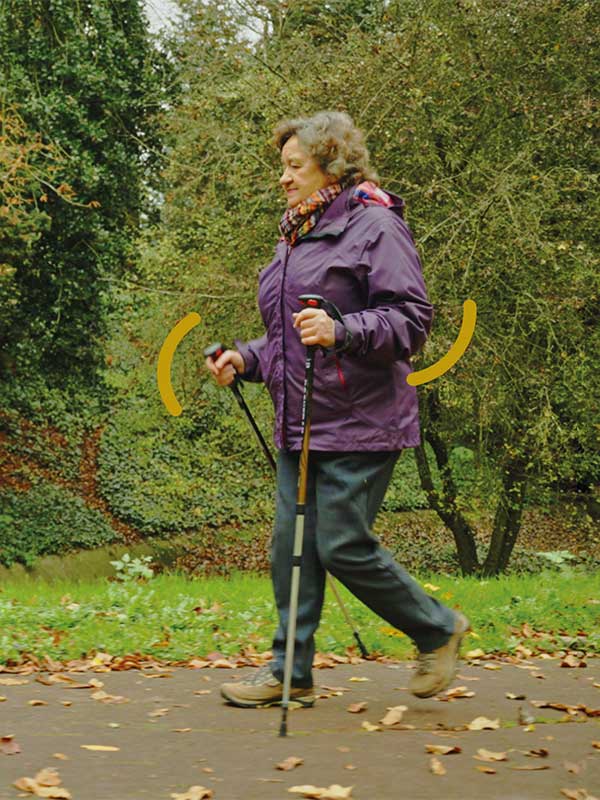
[234,340,257,381]
[334,320,354,354]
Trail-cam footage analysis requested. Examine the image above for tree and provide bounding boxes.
[0,0,168,387]
[123,0,597,567]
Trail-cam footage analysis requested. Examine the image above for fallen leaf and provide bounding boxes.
[592,741,600,750]
[506,693,526,700]
[437,685,475,701]
[475,765,496,774]
[344,764,356,770]
[346,702,368,714]
[561,654,586,668]
[0,677,28,685]
[361,721,380,732]
[474,748,507,762]
[466,648,485,659]
[276,756,304,771]
[29,699,48,706]
[525,748,549,758]
[170,787,213,800]
[172,728,192,733]
[90,690,129,704]
[0,735,21,755]
[288,785,353,799]
[560,790,599,800]
[148,708,170,718]
[423,583,440,591]
[80,745,120,751]
[509,764,550,771]
[348,677,370,682]
[425,744,462,755]
[467,716,500,730]
[193,690,211,695]
[52,754,68,761]
[430,757,446,775]
[380,705,407,726]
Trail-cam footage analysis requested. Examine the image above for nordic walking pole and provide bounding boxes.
[203,343,276,472]
[279,294,320,737]
[204,341,369,660]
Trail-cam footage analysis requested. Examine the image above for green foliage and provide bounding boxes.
[0,0,169,386]
[109,552,155,582]
[0,480,121,567]
[0,571,598,665]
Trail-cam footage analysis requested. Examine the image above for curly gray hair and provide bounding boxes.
[272,111,379,186]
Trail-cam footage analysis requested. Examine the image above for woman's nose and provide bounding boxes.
[280,167,291,186]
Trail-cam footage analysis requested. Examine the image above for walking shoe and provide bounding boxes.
[409,611,471,698]
[220,664,316,708]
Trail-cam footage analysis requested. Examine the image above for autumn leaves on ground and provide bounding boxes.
[0,572,598,798]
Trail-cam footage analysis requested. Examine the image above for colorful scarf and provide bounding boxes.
[279,180,393,246]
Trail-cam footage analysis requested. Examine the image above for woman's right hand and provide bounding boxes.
[205,349,245,387]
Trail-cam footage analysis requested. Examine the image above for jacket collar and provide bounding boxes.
[300,185,406,241]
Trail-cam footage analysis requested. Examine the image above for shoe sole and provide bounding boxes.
[220,687,315,709]
[412,614,471,699]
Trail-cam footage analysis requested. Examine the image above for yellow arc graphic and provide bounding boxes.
[157,312,201,416]
[407,299,477,386]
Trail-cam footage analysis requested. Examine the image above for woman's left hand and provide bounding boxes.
[292,308,335,348]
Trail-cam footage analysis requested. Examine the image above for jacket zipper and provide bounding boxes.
[280,244,292,448]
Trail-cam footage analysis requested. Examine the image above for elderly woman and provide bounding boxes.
[206,111,469,709]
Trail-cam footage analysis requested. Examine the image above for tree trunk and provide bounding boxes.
[482,459,527,576]
[414,441,480,575]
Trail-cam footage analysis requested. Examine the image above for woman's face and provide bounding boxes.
[279,135,336,208]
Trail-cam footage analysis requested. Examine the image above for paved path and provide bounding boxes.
[1,658,599,799]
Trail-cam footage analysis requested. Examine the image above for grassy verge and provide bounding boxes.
[0,571,598,666]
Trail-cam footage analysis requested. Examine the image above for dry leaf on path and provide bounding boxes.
[425,744,461,755]
[361,721,380,732]
[80,745,120,752]
[346,702,368,713]
[509,764,550,771]
[474,749,508,762]
[467,716,500,730]
[506,693,526,700]
[475,765,497,774]
[170,787,213,800]
[561,654,586,668]
[592,741,600,750]
[379,705,407,726]
[560,790,599,800]
[276,756,304,771]
[437,685,475,701]
[524,748,549,758]
[0,734,21,755]
[14,767,72,799]
[29,699,48,706]
[348,677,370,682]
[0,677,29,685]
[430,757,446,775]
[288,785,353,799]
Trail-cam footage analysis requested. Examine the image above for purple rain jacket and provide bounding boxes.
[235,185,433,452]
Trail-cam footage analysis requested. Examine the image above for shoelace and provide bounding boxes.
[246,664,276,685]
[415,652,438,675]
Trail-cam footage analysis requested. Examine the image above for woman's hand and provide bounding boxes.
[205,349,245,387]
[293,308,335,348]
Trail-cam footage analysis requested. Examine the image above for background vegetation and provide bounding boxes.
[0,0,598,575]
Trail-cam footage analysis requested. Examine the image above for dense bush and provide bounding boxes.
[0,480,121,567]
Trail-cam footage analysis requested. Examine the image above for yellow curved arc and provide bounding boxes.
[157,312,201,416]
[407,299,477,387]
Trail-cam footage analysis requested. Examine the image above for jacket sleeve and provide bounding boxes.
[234,333,267,383]
[336,214,433,365]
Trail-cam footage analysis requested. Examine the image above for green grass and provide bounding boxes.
[0,570,598,666]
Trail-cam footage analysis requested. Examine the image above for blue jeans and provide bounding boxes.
[269,449,456,688]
